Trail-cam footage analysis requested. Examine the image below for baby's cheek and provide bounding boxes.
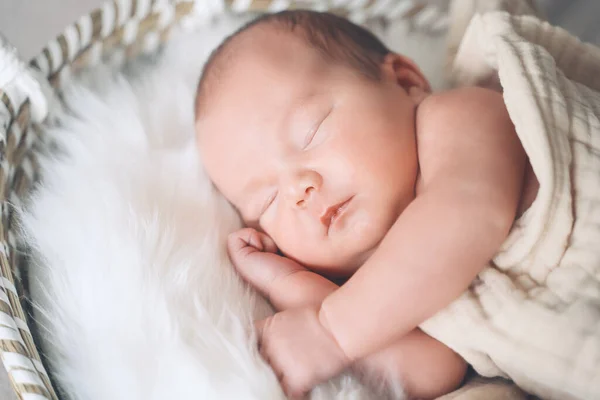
[274,235,324,270]
[273,234,308,263]
[256,218,276,242]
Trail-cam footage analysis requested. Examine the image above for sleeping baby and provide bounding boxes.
[195,10,600,400]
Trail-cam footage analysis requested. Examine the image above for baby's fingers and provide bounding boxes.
[228,228,263,254]
[228,228,278,256]
[281,377,309,400]
[255,318,306,400]
[256,232,278,254]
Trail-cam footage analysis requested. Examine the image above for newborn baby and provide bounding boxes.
[196,10,538,399]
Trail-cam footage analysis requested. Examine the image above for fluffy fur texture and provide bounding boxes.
[20,15,445,400]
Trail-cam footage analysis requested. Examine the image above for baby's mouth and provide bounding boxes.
[321,197,353,234]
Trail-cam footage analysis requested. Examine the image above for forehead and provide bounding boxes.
[219,29,328,107]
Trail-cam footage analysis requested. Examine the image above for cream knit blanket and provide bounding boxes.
[422,11,600,400]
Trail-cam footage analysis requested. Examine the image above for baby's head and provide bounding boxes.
[196,11,430,276]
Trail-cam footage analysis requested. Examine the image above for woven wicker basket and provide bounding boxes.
[0,1,454,399]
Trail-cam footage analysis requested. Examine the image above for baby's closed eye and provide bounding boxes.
[261,191,278,217]
[303,107,332,150]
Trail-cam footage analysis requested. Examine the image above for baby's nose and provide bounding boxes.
[295,186,315,208]
[285,169,322,208]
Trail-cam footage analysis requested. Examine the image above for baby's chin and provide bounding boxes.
[283,216,391,277]
[292,244,377,279]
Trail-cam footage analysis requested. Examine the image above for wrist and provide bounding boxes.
[317,303,352,365]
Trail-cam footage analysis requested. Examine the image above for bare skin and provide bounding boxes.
[228,228,468,399]
[197,25,538,399]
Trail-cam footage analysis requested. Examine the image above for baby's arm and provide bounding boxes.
[320,87,527,361]
[228,228,467,399]
[227,228,335,310]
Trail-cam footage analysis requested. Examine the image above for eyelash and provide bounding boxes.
[303,125,320,149]
[260,191,278,217]
[303,108,332,150]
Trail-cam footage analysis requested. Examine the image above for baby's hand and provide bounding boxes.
[256,306,351,398]
[228,227,298,290]
[228,228,337,310]
[229,229,351,396]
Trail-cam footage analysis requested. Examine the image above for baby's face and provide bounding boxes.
[198,30,427,277]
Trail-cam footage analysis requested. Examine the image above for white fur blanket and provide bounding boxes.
[21,16,402,400]
[20,11,530,400]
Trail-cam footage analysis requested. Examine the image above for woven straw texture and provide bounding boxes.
[0,0,447,398]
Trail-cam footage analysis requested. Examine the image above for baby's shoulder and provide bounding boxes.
[418,86,508,126]
[415,86,523,182]
[416,86,513,147]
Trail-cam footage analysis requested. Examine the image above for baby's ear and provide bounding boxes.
[380,53,431,99]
